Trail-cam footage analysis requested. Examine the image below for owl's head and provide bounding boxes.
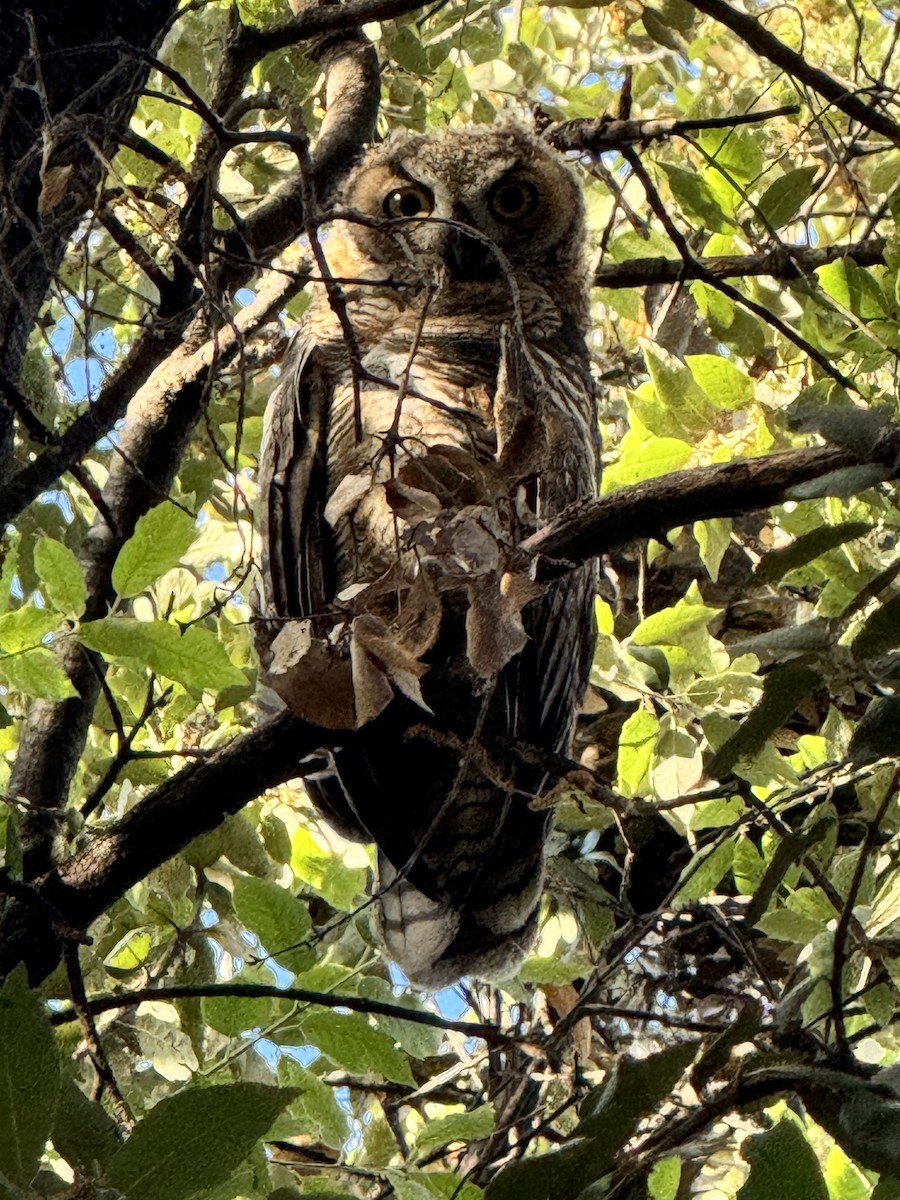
[329,122,590,331]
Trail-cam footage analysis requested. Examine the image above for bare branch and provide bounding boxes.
[51,981,518,1046]
[517,434,900,576]
[691,0,900,146]
[593,239,887,288]
[545,105,800,154]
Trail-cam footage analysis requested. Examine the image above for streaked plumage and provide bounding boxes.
[257,123,598,986]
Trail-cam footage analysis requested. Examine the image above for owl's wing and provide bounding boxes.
[258,332,334,625]
[258,335,373,843]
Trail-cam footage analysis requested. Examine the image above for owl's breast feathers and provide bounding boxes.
[258,280,597,989]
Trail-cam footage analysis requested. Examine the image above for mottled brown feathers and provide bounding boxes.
[256,123,598,987]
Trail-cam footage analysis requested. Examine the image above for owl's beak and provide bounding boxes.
[442,203,501,282]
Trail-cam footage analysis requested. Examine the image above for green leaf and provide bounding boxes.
[738,1120,828,1200]
[0,604,59,653]
[707,664,821,779]
[642,7,683,51]
[416,1104,495,1152]
[675,837,735,903]
[486,1047,694,1200]
[631,592,720,647]
[645,350,717,437]
[757,907,824,943]
[0,648,77,699]
[686,354,754,410]
[743,817,834,927]
[298,1010,415,1085]
[694,517,732,581]
[0,969,61,1188]
[279,1058,350,1149]
[519,955,596,985]
[390,26,430,73]
[757,167,817,229]
[602,431,692,489]
[660,163,730,230]
[648,1157,681,1200]
[33,538,86,615]
[817,258,886,318]
[617,708,659,798]
[78,615,152,658]
[754,522,871,583]
[232,876,314,973]
[203,973,285,1037]
[80,617,247,691]
[355,976,442,1059]
[112,504,197,598]
[52,1077,123,1173]
[106,1083,296,1200]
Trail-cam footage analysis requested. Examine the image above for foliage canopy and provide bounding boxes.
[3,0,900,1197]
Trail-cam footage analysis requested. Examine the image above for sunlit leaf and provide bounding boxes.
[757,166,817,229]
[112,504,198,598]
[33,538,86,615]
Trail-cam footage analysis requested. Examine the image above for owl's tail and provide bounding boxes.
[376,847,542,989]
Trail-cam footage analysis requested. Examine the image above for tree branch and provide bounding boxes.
[51,981,517,1046]
[517,435,900,577]
[690,0,900,147]
[545,105,799,154]
[593,239,887,288]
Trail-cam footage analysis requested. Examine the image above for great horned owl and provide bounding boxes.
[257,123,598,987]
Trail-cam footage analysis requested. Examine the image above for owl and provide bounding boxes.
[257,123,599,988]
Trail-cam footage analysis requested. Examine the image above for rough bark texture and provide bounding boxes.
[0,1,179,473]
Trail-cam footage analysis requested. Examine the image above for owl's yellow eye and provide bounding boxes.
[383,185,434,218]
[488,178,540,222]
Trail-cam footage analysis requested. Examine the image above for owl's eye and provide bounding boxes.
[488,178,540,222]
[383,185,434,218]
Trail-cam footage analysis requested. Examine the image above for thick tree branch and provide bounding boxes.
[2,31,379,529]
[593,239,887,288]
[690,0,900,146]
[241,0,432,58]
[518,435,900,576]
[0,709,315,982]
[0,1,179,474]
[6,18,379,881]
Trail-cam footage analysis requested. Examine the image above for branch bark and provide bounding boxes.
[0,0,179,476]
[593,240,887,288]
[517,435,900,576]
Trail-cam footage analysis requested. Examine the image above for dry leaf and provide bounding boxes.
[39,163,73,213]
[350,626,394,726]
[465,570,542,678]
[543,983,592,1063]
[397,569,441,658]
[265,633,356,730]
